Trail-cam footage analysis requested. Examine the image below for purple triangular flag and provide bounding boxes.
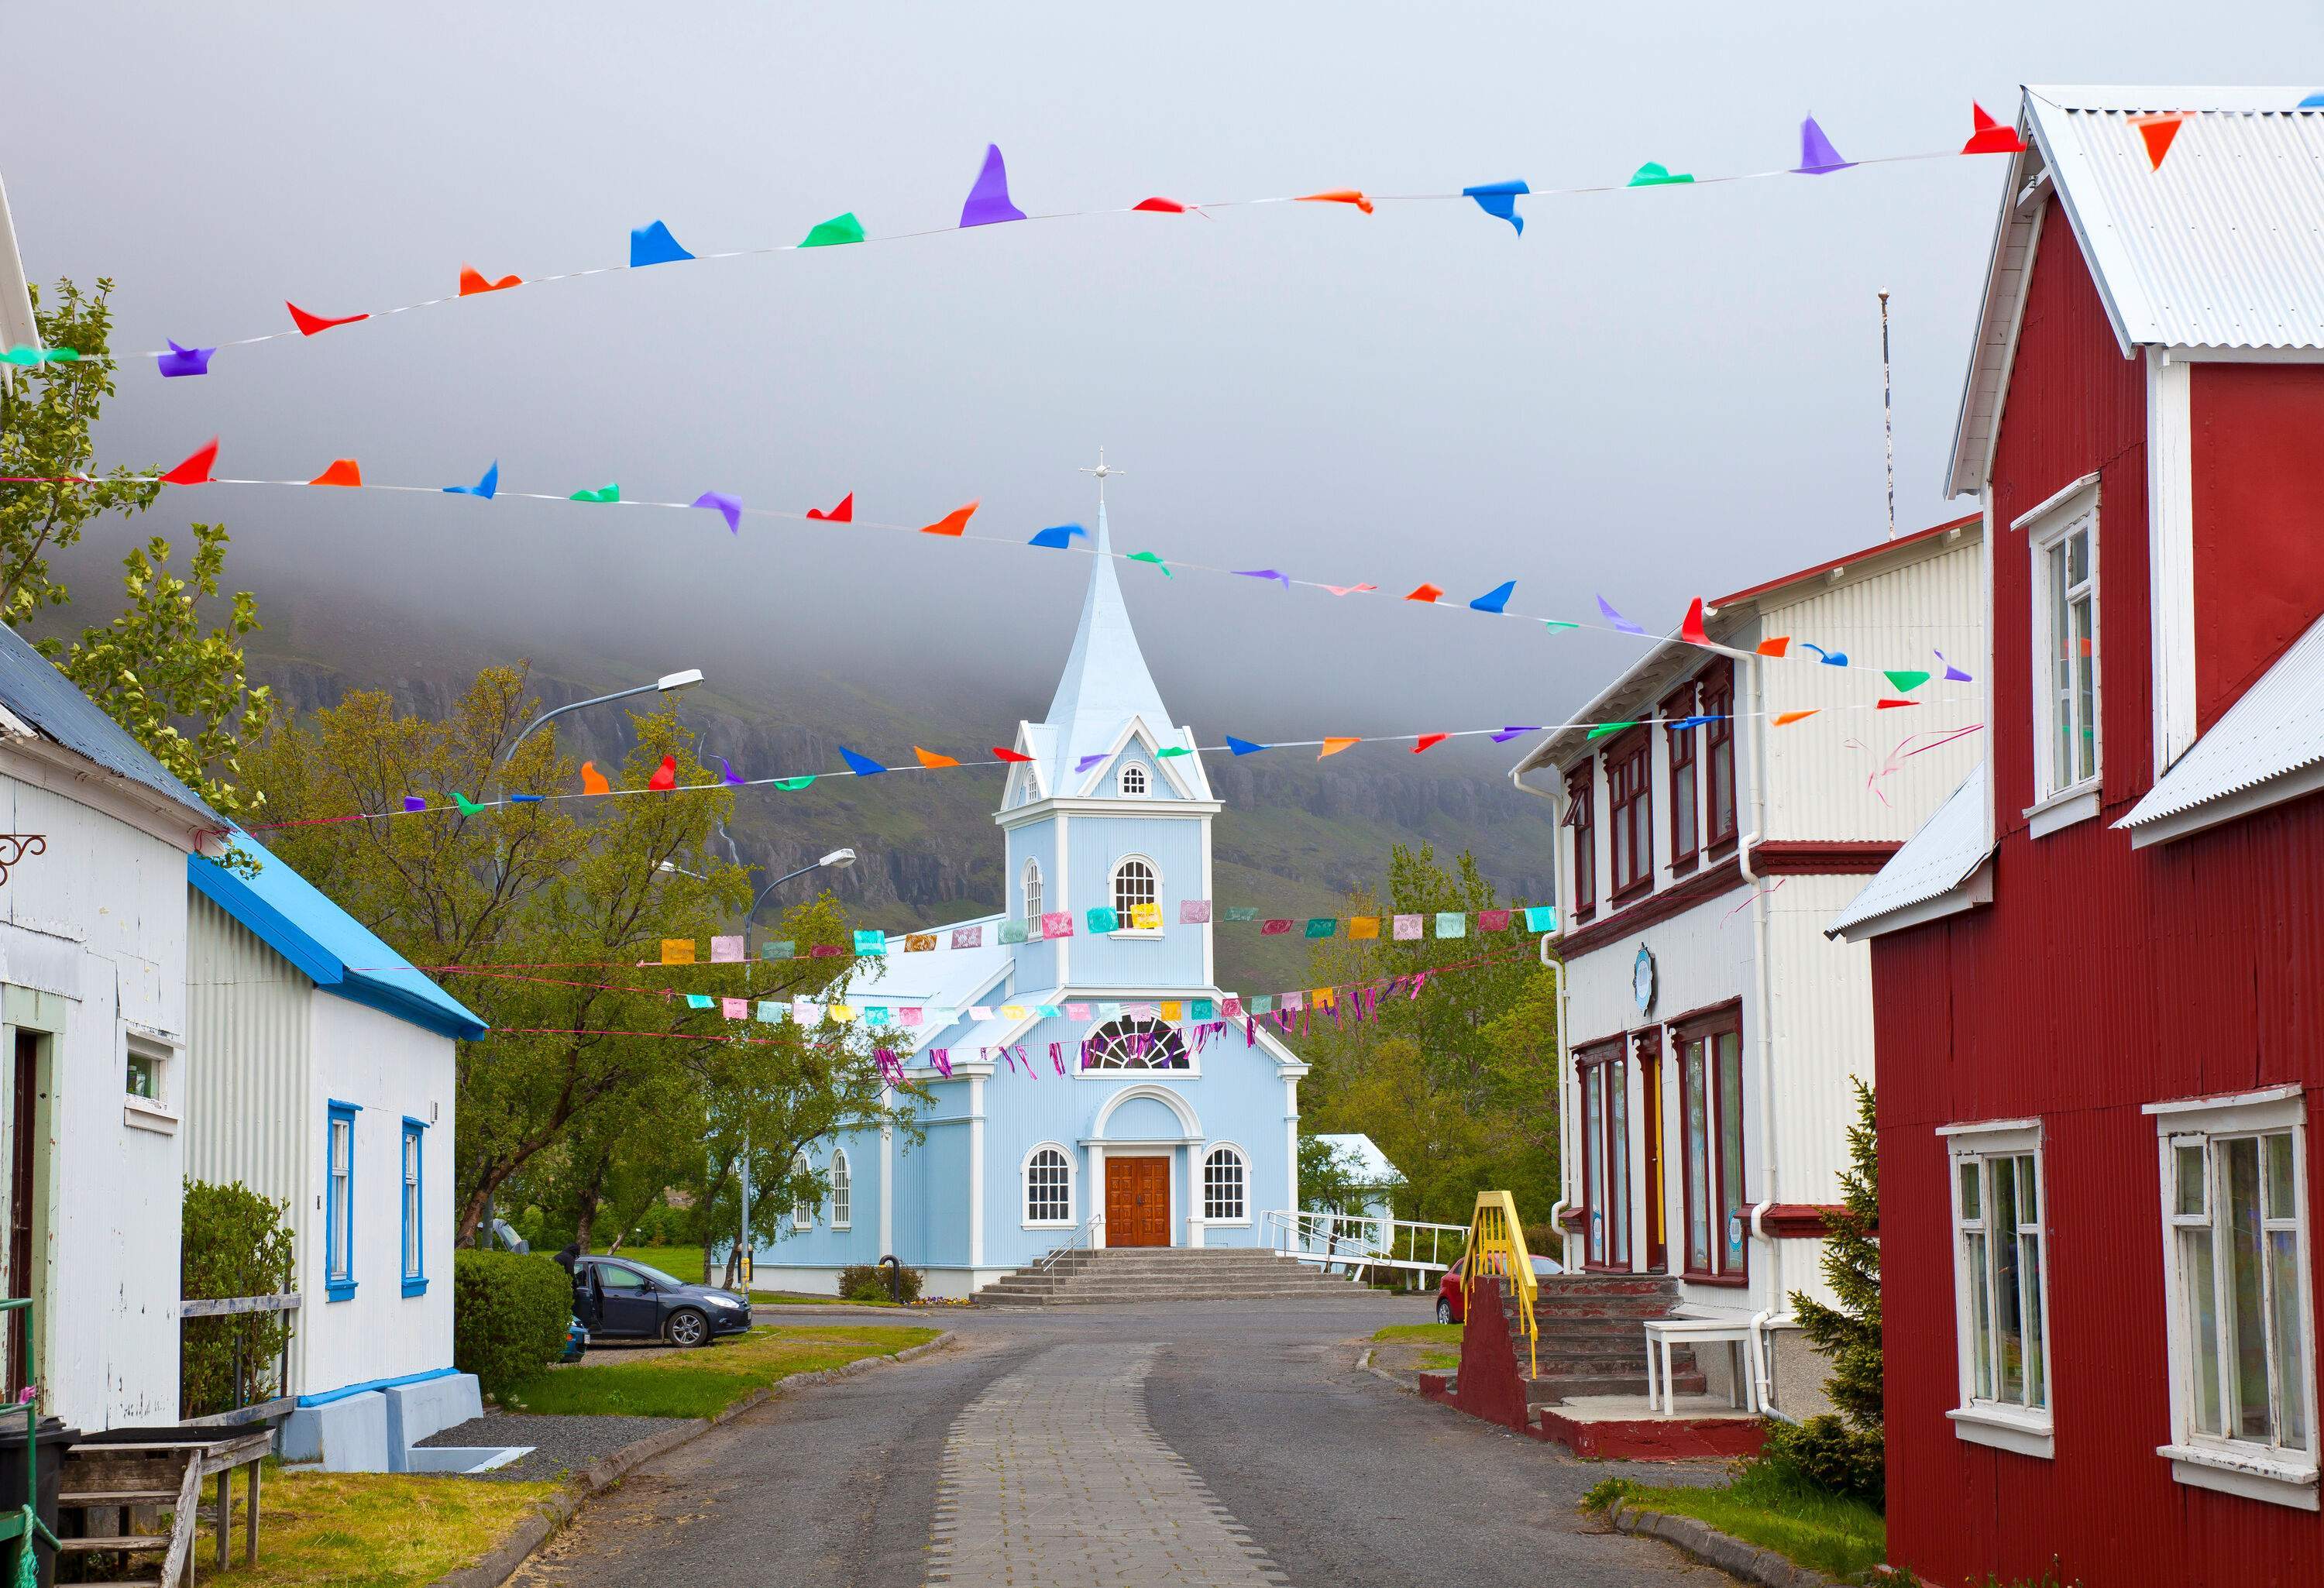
[1596,594,1645,634]
[1074,753,1107,773]
[1795,115,1855,175]
[959,143,1026,227]
[692,491,743,533]
[1235,569,1291,588]
[720,757,745,785]
[156,339,215,378]
[1936,649,1973,682]
[1490,726,1545,743]
[403,796,427,813]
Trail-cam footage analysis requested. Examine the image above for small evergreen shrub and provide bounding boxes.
[452,1249,572,1397]
[1761,1414,1885,1507]
[1789,1076,1884,1507]
[180,1179,297,1416]
[837,1263,923,1304]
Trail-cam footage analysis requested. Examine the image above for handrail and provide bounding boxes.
[0,1295,55,1573]
[1032,1210,1105,1274]
[1463,1191,1538,1378]
[1263,1210,1468,1283]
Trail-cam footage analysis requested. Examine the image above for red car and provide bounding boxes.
[1435,1252,1564,1324]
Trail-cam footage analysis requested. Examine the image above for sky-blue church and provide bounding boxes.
[756,488,1308,1298]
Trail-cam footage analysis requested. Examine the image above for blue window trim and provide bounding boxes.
[401,1116,428,1298]
[326,1099,359,1302]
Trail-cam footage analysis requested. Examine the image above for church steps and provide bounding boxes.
[978,1246,1380,1305]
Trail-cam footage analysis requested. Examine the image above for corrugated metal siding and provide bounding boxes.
[1757,538,1986,844]
[184,891,308,1207]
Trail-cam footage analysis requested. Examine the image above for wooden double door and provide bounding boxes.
[1104,1155,1171,1248]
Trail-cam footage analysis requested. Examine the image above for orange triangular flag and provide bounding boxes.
[647,754,677,792]
[1772,710,1818,727]
[1412,733,1448,754]
[308,458,362,487]
[459,266,522,296]
[920,500,978,537]
[1298,189,1374,215]
[2132,112,2186,170]
[1680,597,1711,647]
[1404,583,1443,603]
[1757,637,1791,658]
[581,761,611,796]
[913,747,961,768]
[1318,737,1361,759]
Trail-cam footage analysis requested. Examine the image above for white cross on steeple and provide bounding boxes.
[1079,446,1124,509]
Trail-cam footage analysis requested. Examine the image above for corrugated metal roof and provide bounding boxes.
[1313,1132,1404,1187]
[1826,765,1992,938]
[2028,87,2324,351]
[2118,610,2324,832]
[0,617,218,824]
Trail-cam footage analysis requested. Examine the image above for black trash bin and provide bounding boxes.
[0,1417,77,1588]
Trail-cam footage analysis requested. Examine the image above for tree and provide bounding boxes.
[1792,1077,1882,1428]
[1,278,270,816]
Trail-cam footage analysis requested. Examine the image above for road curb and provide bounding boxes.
[428,1328,956,1588]
[1606,1498,1846,1588]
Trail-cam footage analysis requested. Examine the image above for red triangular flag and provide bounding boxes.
[806,492,854,523]
[1876,698,1919,710]
[2132,113,2186,170]
[1680,597,1711,647]
[308,458,362,487]
[647,754,677,792]
[287,301,369,335]
[1297,189,1375,215]
[919,500,978,537]
[1961,102,2026,156]
[458,266,521,296]
[992,748,1035,763]
[1411,733,1448,754]
[1133,197,1190,214]
[1404,583,1443,603]
[161,438,218,486]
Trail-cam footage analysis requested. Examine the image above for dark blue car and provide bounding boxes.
[572,1256,752,1347]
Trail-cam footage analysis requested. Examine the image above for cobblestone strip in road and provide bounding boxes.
[926,1342,1291,1588]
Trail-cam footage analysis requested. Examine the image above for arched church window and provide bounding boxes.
[829,1149,851,1229]
[790,1150,814,1229]
[1202,1146,1248,1222]
[1025,1146,1071,1224]
[1111,857,1158,924]
[1119,762,1149,798]
[1022,859,1043,923]
[1081,1016,1188,1071]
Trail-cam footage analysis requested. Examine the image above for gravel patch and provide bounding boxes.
[418,1412,694,1483]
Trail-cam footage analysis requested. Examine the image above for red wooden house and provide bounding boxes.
[1829,88,2324,1583]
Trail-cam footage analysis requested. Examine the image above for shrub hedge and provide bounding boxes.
[452,1249,572,1398]
[181,1179,297,1417]
[837,1262,923,1304]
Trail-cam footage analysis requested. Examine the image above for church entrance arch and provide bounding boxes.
[1089,1084,1200,1250]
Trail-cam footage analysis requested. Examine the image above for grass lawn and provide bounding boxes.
[593,1243,711,1283]
[1587,1459,1886,1582]
[501,1323,940,1420]
[750,1288,895,1306]
[212,1463,556,1587]
[1371,1322,1463,1346]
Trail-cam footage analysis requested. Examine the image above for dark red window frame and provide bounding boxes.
[1664,682,1700,877]
[1701,661,1737,855]
[1576,1038,1631,1272]
[1565,761,1597,924]
[1607,730,1654,903]
[1674,1002,1747,1287]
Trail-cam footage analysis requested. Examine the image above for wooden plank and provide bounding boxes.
[177,1293,302,1319]
[243,1459,259,1566]
[213,1469,229,1571]
[156,1453,200,1588]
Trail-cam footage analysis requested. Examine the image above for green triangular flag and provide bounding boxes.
[0,348,40,366]
[799,212,866,248]
[1883,669,1931,693]
[1127,551,1172,577]
[1586,720,1642,739]
[1544,620,1580,633]
[43,347,79,363]
[1156,746,1191,758]
[570,483,620,504]
[772,775,816,791]
[452,792,485,815]
[1628,161,1695,187]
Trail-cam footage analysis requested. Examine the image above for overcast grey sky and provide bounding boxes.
[9,5,2322,742]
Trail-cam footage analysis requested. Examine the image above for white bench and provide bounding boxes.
[1643,1318,1760,1414]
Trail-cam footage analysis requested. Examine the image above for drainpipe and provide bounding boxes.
[1741,643,1786,1404]
[1511,769,1574,1254]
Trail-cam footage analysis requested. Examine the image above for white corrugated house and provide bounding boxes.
[1507,517,1985,1416]
[186,837,488,1470]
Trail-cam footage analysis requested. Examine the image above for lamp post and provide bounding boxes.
[493,668,706,797]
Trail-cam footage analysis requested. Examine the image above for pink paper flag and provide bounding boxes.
[1179,899,1212,924]
[1040,911,1074,939]
[1393,913,1424,940]
[721,997,748,1020]
[710,935,745,963]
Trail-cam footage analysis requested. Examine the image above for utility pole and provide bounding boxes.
[1879,289,1896,541]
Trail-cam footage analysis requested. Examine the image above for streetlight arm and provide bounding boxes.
[497,682,662,781]
[749,861,823,919]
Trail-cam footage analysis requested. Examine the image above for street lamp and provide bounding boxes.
[493,667,706,795]
[749,847,857,921]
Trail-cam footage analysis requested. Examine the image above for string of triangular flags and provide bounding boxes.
[0,107,2047,376]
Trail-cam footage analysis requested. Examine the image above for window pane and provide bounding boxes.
[2067,528,2089,586]
[1966,1229,1994,1401]
[2016,1154,2038,1225]
[1717,1033,1745,1273]
[2183,1225,2224,1435]
[1992,1160,2024,1403]
[2072,595,2096,783]
[1684,1047,1709,1270]
[1585,1067,1605,1264]
[1609,1069,1630,1265]
[2023,1231,2047,1410]
[2226,1137,2272,1441]
[2267,1133,2297,1222]
[2177,1144,2207,1217]
[2272,1229,2307,1450]
[1958,1160,1981,1222]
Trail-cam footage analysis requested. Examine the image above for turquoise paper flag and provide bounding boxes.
[686,993,714,1009]
[1435,912,1467,939]
[1036,1004,1062,1019]
[1248,995,1276,1014]
[865,1006,889,1026]
[853,930,887,956]
[763,940,795,960]
[1223,906,1260,922]
[757,1000,785,1023]
[1524,906,1557,932]
[1303,917,1337,939]
[1087,906,1119,933]
[1192,999,1215,1020]
[999,921,1029,945]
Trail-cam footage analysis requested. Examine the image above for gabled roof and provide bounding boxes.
[1826,765,1995,941]
[0,617,218,828]
[1950,86,2324,495]
[190,836,488,1040]
[2117,610,2324,845]
[1313,1132,1404,1188]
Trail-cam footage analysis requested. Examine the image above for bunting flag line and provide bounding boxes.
[104,108,2037,376]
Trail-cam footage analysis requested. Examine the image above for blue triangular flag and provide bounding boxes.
[1803,642,1850,667]
[443,462,498,500]
[1596,595,1645,635]
[1029,524,1087,549]
[2302,91,2324,108]
[1226,737,1267,756]
[630,219,695,267]
[1462,180,1528,235]
[1469,580,1516,614]
[1794,115,1855,174]
[838,747,887,777]
[1236,569,1291,589]
[511,793,545,803]
[691,491,743,533]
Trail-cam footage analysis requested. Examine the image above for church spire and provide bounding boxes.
[1037,451,1175,789]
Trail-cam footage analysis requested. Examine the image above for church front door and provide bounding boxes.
[1104,1155,1171,1248]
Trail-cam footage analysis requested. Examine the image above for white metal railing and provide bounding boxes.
[1032,1211,1105,1274]
[1263,1210,1468,1284]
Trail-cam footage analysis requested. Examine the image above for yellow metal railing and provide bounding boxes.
[1462,1191,1538,1378]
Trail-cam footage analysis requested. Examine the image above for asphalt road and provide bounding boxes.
[507,1298,1726,1587]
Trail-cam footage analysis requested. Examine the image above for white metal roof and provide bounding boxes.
[1951,86,2324,494]
[2117,610,2324,840]
[1826,765,1993,940]
[1313,1132,1404,1188]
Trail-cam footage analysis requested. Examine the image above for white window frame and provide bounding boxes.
[1937,1118,2054,1457]
[1202,1143,1250,1225]
[2147,1086,2319,1511]
[1021,859,1044,925]
[122,1032,177,1134]
[2020,477,2102,831]
[1109,854,1162,937]
[1076,1014,1195,1076]
[1023,1143,1074,1228]
[828,1147,851,1230]
[791,1150,814,1231]
[1117,761,1150,799]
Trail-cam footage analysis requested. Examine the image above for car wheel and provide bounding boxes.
[665,1308,710,1348]
[1436,1298,1453,1325]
